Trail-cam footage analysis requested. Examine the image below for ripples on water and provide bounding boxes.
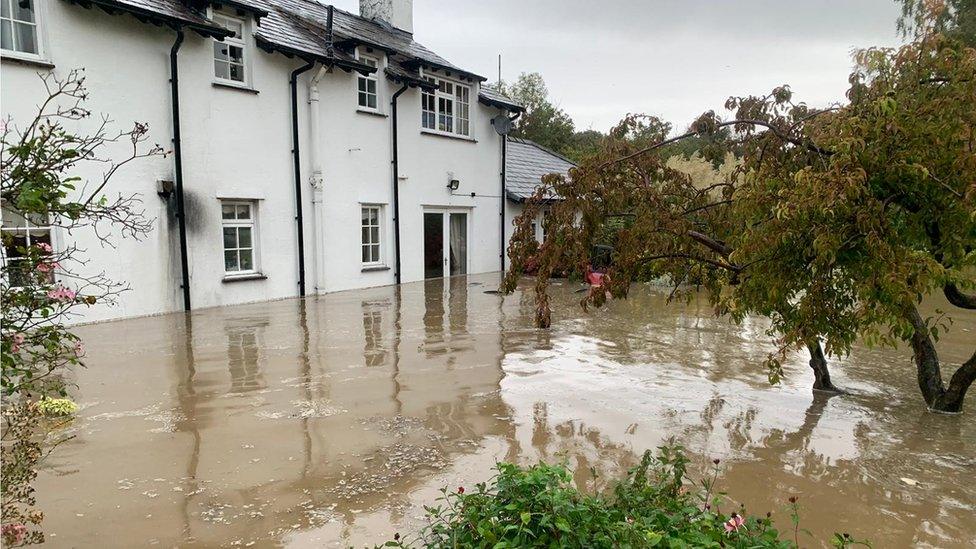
[37,274,975,547]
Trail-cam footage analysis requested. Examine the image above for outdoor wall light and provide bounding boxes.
[447,178,460,191]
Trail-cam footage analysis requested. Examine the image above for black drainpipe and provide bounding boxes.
[170,29,191,312]
[499,133,506,273]
[391,84,409,285]
[290,60,315,297]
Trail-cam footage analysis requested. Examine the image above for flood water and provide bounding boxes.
[37,273,975,548]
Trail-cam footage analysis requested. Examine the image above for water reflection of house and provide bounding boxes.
[156,275,515,545]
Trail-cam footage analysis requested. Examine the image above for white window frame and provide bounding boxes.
[0,0,46,62]
[221,201,259,275]
[421,74,472,138]
[356,53,380,112]
[1,203,54,287]
[361,205,384,267]
[212,13,249,86]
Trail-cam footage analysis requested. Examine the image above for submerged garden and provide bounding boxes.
[2,2,975,548]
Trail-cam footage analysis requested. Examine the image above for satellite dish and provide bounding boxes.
[491,114,512,135]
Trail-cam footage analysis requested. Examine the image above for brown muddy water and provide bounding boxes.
[36,273,975,548]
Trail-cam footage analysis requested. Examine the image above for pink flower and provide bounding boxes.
[724,514,746,534]
[10,333,25,353]
[36,242,53,253]
[2,523,28,544]
[47,286,76,303]
[36,261,60,273]
[74,341,85,357]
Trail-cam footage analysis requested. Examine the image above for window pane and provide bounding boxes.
[361,245,370,263]
[359,92,368,107]
[221,204,235,219]
[370,226,379,243]
[224,250,238,271]
[0,21,12,51]
[236,204,250,219]
[1,0,10,18]
[228,45,244,64]
[358,78,367,93]
[13,23,32,53]
[367,80,376,94]
[12,0,34,23]
[370,244,380,262]
[223,227,237,249]
[361,226,370,244]
[239,249,253,271]
[229,63,244,82]
[238,226,251,248]
[215,60,230,80]
[214,42,229,61]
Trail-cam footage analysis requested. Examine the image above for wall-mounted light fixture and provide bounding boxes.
[447,175,460,191]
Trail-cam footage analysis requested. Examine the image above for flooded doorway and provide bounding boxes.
[423,209,468,279]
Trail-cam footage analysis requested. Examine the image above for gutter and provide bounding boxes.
[391,84,409,285]
[290,60,315,297]
[170,29,191,312]
[309,66,328,291]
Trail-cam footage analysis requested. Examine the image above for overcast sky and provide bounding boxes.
[330,0,905,132]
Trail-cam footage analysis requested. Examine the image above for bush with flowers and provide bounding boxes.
[1,69,163,546]
[381,442,869,548]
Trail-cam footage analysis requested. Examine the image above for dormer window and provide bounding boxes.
[1,0,39,56]
[213,14,247,84]
[421,76,471,137]
[357,55,379,110]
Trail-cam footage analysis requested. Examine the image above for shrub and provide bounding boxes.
[36,397,78,418]
[382,443,869,548]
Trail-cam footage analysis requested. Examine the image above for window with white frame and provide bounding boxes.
[361,206,383,265]
[213,14,246,83]
[1,204,52,286]
[357,55,378,110]
[1,0,38,55]
[421,76,471,137]
[221,202,257,274]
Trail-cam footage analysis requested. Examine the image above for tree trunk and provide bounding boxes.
[908,305,975,414]
[806,340,841,393]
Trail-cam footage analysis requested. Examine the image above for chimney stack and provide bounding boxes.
[359,0,413,34]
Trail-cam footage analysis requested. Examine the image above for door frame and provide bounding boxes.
[422,207,471,278]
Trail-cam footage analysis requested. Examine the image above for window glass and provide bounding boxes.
[214,14,246,83]
[1,203,52,286]
[421,76,471,137]
[0,0,37,55]
[357,56,379,110]
[221,202,257,274]
[361,206,382,264]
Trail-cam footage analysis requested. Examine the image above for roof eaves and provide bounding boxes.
[254,34,377,75]
[216,0,270,19]
[64,0,233,39]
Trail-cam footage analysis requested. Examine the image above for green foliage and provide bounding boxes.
[383,444,866,548]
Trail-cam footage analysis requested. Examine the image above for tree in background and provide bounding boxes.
[899,0,975,44]
[504,6,975,411]
[1,70,163,545]
[497,72,577,156]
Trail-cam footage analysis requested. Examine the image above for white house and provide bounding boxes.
[1,0,525,322]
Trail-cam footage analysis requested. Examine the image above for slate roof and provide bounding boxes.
[506,137,576,202]
[65,0,522,107]
[479,85,523,112]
